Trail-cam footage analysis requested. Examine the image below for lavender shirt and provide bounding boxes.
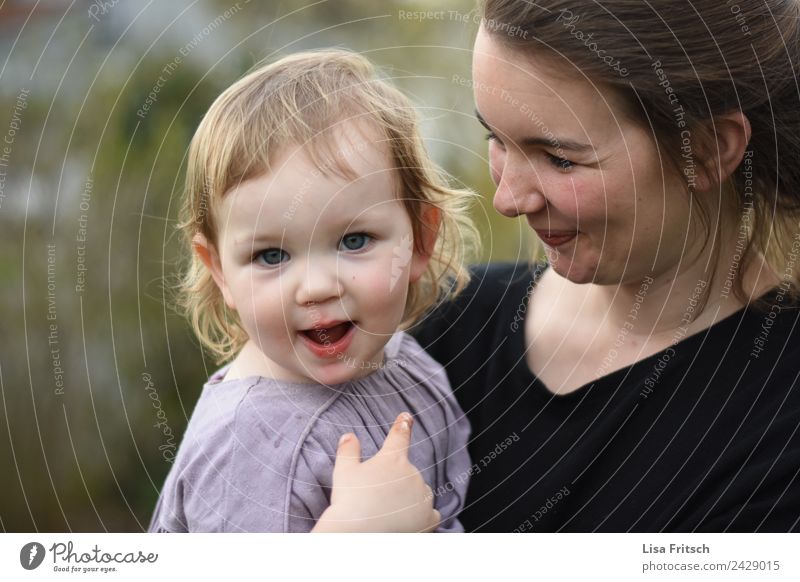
[148,331,471,533]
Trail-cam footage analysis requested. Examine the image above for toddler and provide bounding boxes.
[148,50,479,532]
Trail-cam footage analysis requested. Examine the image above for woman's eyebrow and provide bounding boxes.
[475,109,492,132]
[475,109,593,153]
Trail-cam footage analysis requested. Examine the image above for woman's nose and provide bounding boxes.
[294,261,344,306]
[492,160,547,218]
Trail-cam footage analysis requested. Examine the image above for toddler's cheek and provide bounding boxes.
[355,269,394,297]
[354,266,408,307]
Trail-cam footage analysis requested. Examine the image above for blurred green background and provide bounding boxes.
[0,0,537,531]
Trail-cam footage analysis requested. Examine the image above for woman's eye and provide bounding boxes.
[255,248,289,266]
[485,132,506,150]
[340,233,371,251]
[547,153,575,170]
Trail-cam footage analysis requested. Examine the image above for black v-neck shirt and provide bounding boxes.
[410,262,800,532]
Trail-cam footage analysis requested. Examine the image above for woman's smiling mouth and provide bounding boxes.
[535,230,579,247]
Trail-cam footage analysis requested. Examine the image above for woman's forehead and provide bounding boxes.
[472,28,628,143]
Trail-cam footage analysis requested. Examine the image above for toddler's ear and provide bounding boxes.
[193,233,236,310]
[409,204,442,284]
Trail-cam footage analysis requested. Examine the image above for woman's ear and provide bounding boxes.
[193,233,236,310]
[696,110,752,192]
[409,204,442,284]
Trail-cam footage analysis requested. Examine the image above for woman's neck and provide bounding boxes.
[562,233,780,344]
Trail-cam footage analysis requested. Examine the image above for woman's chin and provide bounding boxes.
[548,256,598,285]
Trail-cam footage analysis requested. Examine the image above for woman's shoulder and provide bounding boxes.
[739,293,800,378]
[410,261,543,351]
[457,261,544,312]
[418,260,542,321]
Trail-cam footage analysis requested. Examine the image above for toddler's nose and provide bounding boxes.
[294,263,344,306]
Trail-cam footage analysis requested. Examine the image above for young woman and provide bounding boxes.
[314,0,800,532]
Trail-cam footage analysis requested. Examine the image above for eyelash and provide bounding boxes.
[253,232,374,267]
[546,153,575,171]
[485,132,575,171]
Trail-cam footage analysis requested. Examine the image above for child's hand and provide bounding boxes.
[312,413,441,533]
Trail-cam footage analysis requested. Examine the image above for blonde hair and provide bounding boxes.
[177,49,481,363]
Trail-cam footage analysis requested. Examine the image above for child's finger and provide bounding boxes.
[332,432,362,476]
[423,509,442,533]
[379,412,414,459]
[419,509,442,533]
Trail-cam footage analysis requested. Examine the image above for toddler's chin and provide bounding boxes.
[307,355,385,386]
[304,362,360,386]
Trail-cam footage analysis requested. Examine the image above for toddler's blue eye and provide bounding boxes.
[256,248,288,266]
[340,233,370,251]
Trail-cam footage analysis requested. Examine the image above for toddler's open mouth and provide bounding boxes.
[300,321,355,346]
[298,320,357,359]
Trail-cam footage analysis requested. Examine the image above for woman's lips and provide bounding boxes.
[536,230,578,247]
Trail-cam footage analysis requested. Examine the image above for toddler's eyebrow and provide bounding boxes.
[235,233,281,248]
[475,109,593,153]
